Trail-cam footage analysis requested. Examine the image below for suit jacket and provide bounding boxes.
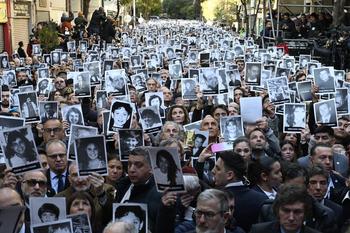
[227,185,268,233]
[324,198,343,228]
[46,168,71,195]
[249,220,321,233]
[297,152,349,178]
[330,172,346,188]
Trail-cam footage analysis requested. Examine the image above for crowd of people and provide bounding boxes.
[0,9,350,233]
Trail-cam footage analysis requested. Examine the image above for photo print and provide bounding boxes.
[75,135,108,177]
[39,101,58,124]
[188,51,198,64]
[189,69,199,80]
[18,91,40,123]
[3,70,17,86]
[299,55,311,69]
[10,89,19,107]
[224,51,235,63]
[220,116,243,142]
[226,69,241,87]
[50,51,61,66]
[37,67,50,80]
[37,78,51,98]
[314,67,336,94]
[67,41,76,52]
[105,69,127,96]
[84,61,101,86]
[296,81,313,102]
[103,59,114,73]
[0,117,25,160]
[217,69,228,93]
[240,97,262,125]
[19,85,34,93]
[0,206,26,233]
[146,59,157,72]
[199,67,219,95]
[148,147,186,193]
[108,100,133,133]
[307,62,321,77]
[79,40,88,52]
[199,52,210,67]
[118,129,144,161]
[275,67,291,78]
[335,70,345,81]
[182,78,197,100]
[283,103,306,133]
[74,71,91,97]
[288,82,301,103]
[61,104,84,135]
[183,120,202,132]
[267,77,290,105]
[0,54,9,69]
[213,94,229,106]
[131,55,142,68]
[145,92,166,118]
[29,197,67,225]
[32,44,41,56]
[67,212,92,233]
[68,124,98,160]
[169,64,182,79]
[113,203,148,233]
[102,111,114,141]
[332,88,349,114]
[138,105,162,134]
[31,219,73,233]
[61,52,68,63]
[96,90,108,110]
[245,62,261,86]
[131,73,147,92]
[191,131,209,157]
[191,155,216,185]
[314,99,338,127]
[214,61,226,69]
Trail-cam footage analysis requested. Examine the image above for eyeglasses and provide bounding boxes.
[55,80,65,84]
[47,154,66,160]
[194,209,223,220]
[23,179,47,188]
[43,128,62,134]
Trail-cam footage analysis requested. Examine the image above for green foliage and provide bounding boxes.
[136,0,163,17]
[120,0,132,5]
[163,0,200,19]
[38,25,59,54]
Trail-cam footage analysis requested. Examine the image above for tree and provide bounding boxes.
[163,0,198,19]
[38,25,59,54]
[136,0,162,18]
[201,0,239,25]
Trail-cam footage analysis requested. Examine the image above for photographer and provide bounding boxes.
[337,27,350,52]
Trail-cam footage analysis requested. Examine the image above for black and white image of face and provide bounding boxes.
[245,62,261,85]
[37,78,50,98]
[200,68,219,95]
[313,67,335,94]
[333,88,348,114]
[61,105,84,127]
[51,51,61,65]
[138,105,162,131]
[0,55,9,69]
[29,197,67,225]
[39,101,58,124]
[169,64,182,79]
[267,77,290,104]
[67,212,92,233]
[74,72,91,97]
[105,70,127,95]
[118,129,144,160]
[284,103,306,132]
[145,92,165,117]
[113,204,148,233]
[84,61,101,85]
[108,101,133,132]
[3,70,17,86]
[68,125,98,159]
[314,99,338,127]
[220,116,243,142]
[18,92,40,122]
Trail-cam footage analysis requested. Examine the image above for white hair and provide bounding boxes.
[183,175,199,192]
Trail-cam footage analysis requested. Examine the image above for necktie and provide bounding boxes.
[57,174,64,193]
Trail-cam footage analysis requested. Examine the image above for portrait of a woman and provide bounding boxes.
[153,149,181,186]
[285,105,306,127]
[222,117,242,142]
[65,107,84,125]
[78,138,106,170]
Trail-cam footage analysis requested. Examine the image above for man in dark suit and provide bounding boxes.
[297,126,348,178]
[211,151,267,232]
[307,163,343,229]
[316,101,337,124]
[74,74,90,95]
[45,139,70,194]
[250,183,320,233]
[192,134,206,157]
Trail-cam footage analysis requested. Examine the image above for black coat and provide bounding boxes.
[250,220,321,233]
[89,10,106,28]
[101,22,116,43]
[18,46,26,58]
[324,198,343,228]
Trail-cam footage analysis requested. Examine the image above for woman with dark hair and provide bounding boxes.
[114,205,146,233]
[166,105,190,126]
[285,105,306,127]
[67,191,101,233]
[140,108,162,129]
[148,94,165,117]
[153,149,180,186]
[223,118,242,142]
[110,102,132,130]
[66,107,83,125]
[78,138,106,170]
[104,154,125,188]
[279,140,296,162]
[280,133,303,159]
[5,130,38,167]
[233,136,252,165]
[248,156,282,199]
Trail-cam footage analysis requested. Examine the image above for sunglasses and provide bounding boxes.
[23,179,47,188]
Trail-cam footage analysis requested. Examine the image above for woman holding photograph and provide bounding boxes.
[285,105,305,127]
[5,130,38,167]
[67,191,101,233]
[66,107,83,125]
[153,150,180,186]
[79,138,106,170]
[166,105,190,126]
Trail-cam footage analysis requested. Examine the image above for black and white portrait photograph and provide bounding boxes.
[145,92,166,118]
[118,129,144,161]
[138,105,162,133]
[37,68,50,79]
[3,70,17,86]
[199,68,219,95]
[67,41,76,52]
[213,94,229,106]
[283,103,306,133]
[169,64,182,80]
[188,51,198,64]
[32,44,41,56]
[113,203,148,233]
[29,197,67,225]
[335,70,345,81]
[43,54,50,64]
[79,40,88,52]
[10,89,19,107]
[148,147,186,193]
[333,88,349,114]
[307,62,321,77]
[189,69,199,80]
[105,69,127,96]
[0,125,41,174]
[146,59,157,72]
[67,212,92,233]
[61,105,84,135]
[314,99,338,127]
[299,55,311,69]
[130,55,141,68]
[39,101,58,124]
[288,82,301,103]
[131,73,147,92]
[182,78,197,100]
[267,77,290,105]
[75,135,108,177]
[220,116,243,142]
[214,61,226,69]
[18,91,40,123]
[166,47,175,60]
[96,90,108,110]
[276,47,284,58]
[74,72,91,97]
[226,69,241,87]
[31,219,73,233]
[183,120,202,132]
[37,78,51,97]
[314,67,336,94]
[260,69,271,88]
[189,131,209,157]
[50,51,61,66]
[108,101,133,132]
[224,51,235,63]
[103,59,114,72]
[84,61,101,85]
[199,52,210,67]
[245,62,261,86]
[0,116,25,132]
[275,67,291,78]
[68,124,98,160]
[217,69,228,93]
[282,58,295,71]
[296,81,313,102]
[19,85,33,93]
[191,156,216,186]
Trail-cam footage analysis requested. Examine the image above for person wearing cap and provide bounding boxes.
[74,12,88,38]
[291,20,308,39]
[88,7,107,35]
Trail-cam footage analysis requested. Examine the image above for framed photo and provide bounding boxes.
[108,101,133,133]
[267,77,290,105]
[68,124,98,160]
[18,91,40,123]
[199,68,219,95]
[118,129,144,161]
[113,203,148,233]
[74,71,91,97]
[145,92,165,118]
[314,99,338,127]
[29,197,67,225]
[50,51,61,66]
[39,101,58,124]
[283,103,306,133]
[83,61,101,86]
[220,116,244,142]
[3,70,17,86]
[61,105,84,135]
[37,78,51,98]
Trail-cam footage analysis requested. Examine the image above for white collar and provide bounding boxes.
[342,191,350,203]
[225,181,244,187]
